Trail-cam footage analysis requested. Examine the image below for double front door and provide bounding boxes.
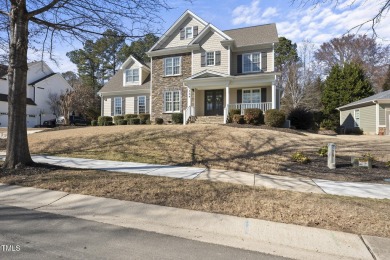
[205,90,224,116]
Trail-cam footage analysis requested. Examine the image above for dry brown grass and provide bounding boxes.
[27,125,390,181]
[1,165,389,238]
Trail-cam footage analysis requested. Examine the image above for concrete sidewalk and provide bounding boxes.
[28,155,390,200]
[1,183,389,260]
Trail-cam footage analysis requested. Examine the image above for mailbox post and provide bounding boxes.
[327,143,336,169]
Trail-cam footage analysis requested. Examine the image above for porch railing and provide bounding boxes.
[227,102,272,114]
[183,106,195,125]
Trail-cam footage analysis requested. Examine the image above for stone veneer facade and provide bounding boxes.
[151,53,191,123]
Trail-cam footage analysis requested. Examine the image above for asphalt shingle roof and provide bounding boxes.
[224,23,279,47]
[338,90,390,110]
[98,69,150,93]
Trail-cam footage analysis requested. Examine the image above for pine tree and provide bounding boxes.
[322,62,374,126]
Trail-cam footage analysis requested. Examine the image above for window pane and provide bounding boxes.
[243,90,251,103]
[186,27,193,38]
[133,69,139,81]
[252,90,260,103]
[206,52,214,66]
[252,54,260,72]
[114,97,122,115]
[243,54,251,72]
[126,70,131,82]
[166,58,172,66]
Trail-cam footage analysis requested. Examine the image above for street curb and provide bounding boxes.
[0,183,381,260]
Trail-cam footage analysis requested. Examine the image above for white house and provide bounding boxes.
[0,61,72,127]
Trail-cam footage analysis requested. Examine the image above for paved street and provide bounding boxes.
[0,204,288,260]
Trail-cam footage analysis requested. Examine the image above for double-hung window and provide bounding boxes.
[354,109,360,127]
[243,53,261,73]
[164,90,181,113]
[206,51,215,66]
[125,69,139,84]
[185,27,193,39]
[138,96,146,114]
[114,97,122,115]
[164,57,181,76]
[242,89,261,103]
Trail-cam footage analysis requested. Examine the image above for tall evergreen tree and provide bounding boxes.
[322,62,374,126]
[118,33,159,63]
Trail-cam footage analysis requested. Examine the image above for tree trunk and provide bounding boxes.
[4,1,33,168]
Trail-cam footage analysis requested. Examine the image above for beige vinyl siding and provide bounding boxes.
[379,104,390,125]
[231,48,273,75]
[195,89,204,116]
[161,17,206,49]
[125,97,135,114]
[141,68,149,83]
[340,105,376,134]
[229,89,237,104]
[193,31,229,75]
[103,98,111,116]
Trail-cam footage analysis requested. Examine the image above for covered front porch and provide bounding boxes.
[183,71,280,124]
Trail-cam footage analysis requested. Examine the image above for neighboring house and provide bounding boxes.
[338,90,390,135]
[98,55,150,116]
[0,65,6,76]
[99,10,280,124]
[0,61,72,127]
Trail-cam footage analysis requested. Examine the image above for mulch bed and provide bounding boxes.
[283,155,390,183]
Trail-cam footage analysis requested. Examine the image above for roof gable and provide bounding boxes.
[120,55,150,71]
[338,90,390,110]
[148,10,208,52]
[187,69,230,80]
[189,24,232,45]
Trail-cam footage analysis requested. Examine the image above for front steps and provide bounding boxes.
[192,116,224,124]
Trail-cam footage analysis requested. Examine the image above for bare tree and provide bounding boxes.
[315,34,390,92]
[47,92,61,117]
[0,0,171,169]
[291,0,390,36]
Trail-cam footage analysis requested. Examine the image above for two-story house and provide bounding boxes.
[0,61,72,127]
[99,10,280,124]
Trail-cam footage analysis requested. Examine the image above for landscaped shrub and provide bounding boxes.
[345,127,363,135]
[117,119,127,125]
[172,113,183,124]
[386,161,390,168]
[320,119,335,130]
[129,118,140,125]
[139,113,150,124]
[232,114,245,124]
[228,109,241,123]
[91,120,97,126]
[287,107,313,130]
[113,115,124,125]
[264,109,285,127]
[244,108,264,125]
[318,146,328,157]
[98,116,113,126]
[155,118,164,125]
[124,114,138,121]
[312,111,324,129]
[291,152,311,164]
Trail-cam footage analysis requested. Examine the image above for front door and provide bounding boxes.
[205,90,224,116]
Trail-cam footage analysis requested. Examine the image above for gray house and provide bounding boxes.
[337,90,390,135]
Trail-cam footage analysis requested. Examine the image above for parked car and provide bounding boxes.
[56,116,65,125]
[42,119,56,128]
[70,116,87,126]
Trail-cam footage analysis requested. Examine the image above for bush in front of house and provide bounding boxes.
[91,120,97,126]
[124,114,138,121]
[98,116,113,126]
[232,114,245,124]
[345,127,363,135]
[139,113,150,124]
[113,115,124,125]
[155,118,164,125]
[244,108,264,125]
[320,119,336,131]
[117,119,127,125]
[172,113,183,124]
[287,107,314,130]
[129,118,140,125]
[227,109,241,123]
[264,109,285,127]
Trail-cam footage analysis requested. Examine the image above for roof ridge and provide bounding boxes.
[223,23,275,32]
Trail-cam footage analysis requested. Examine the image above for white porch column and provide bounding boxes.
[224,81,230,124]
[187,87,191,109]
[272,82,276,109]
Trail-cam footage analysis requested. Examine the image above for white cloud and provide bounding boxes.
[232,0,278,25]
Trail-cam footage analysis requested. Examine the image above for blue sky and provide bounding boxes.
[38,0,390,72]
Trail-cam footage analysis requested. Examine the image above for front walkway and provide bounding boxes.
[26,155,390,200]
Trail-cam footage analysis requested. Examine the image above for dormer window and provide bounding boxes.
[185,27,193,39]
[125,68,139,84]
